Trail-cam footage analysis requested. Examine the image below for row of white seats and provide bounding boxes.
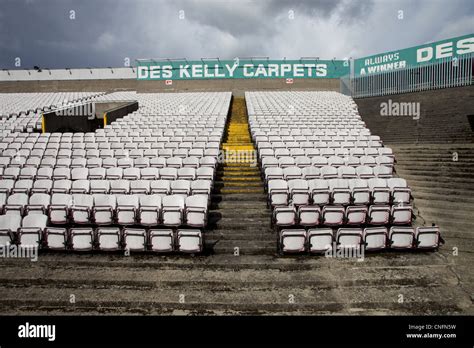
[1,140,221,149]
[0,179,213,196]
[0,157,217,170]
[1,148,220,160]
[261,155,393,167]
[279,226,442,253]
[0,214,202,253]
[0,193,208,227]
[273,204,413,227]
[265,165,393,180]
[267,178,411,206]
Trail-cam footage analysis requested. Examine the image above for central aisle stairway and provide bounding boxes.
[207,97,275,255]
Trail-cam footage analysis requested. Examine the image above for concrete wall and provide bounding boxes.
[0,78,340,95]
[0,79,138,93]
[356,85,474,144]
[0,67,136,81]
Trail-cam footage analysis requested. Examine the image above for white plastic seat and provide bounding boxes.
[110,180,130,194]
[391,205,412,225]
[345,156,360,167]
[118,158,134,169]
[312,156,328,168]
[88,167,106,180]
[167,157,183,168]
[71,158,87,168]
[345,206,368,225]
[387,178,411,204]
[356,165,374,179]
[278,157,295,168]
[92,194,116,225]
[320,166,338,179]
[37,167,53,179]
[70,194,94,224]
[18,214,48,247]
[116,194,139,225]
[4,193,29,215]
[301,167,320,180]
[106,167,123,180]
[321,206,345,226]
[191,180,212,195]
[71,179,90,194]
[307,228,333,254]
[336,228,362,250]
[376,155,394,167]
[123,167,141,180]
[283,166,302,180]
[97,227,122,251]
[123,228,147,251]
[49,193,72,224]
[196,167,214,181]
[373,165,393,178]
[52,179,72,194]
[90,180,110,194]
[27,193,51,214]
[200,156,217,168]
[265,167,284,182]
[150,157,166,168]
[2,167,20,180]
[279,229,306,253]
[297,205,321,226]
[0,214,22,247]
[71,167,89,180]
[150,180,171,195]
[178,168,196,180]
[367,178,389,205]
[70,228,95,251]
[149,229,174,252]
[130,180,150,194]
[328,179,351,205]
[177,229,202,253]
[138,194,162,225]
[140,167,159,180]
[415,226,441,249]
[273,206,296,226]
[102,158,118,168]
[44,227,68,250]
[261,157,279,170]
[12,179,33,194]
[185,195,208,227]
[337,165,357,179]
[367,205,390,225]
[53,167,71,180]
[267,179,288,206]
[308,179,330,205]
[288,179,310,206]
[162,195,185,226]
[363,227,387,251]
[31,179,53,194]
[328,156,345,167]
[348,179,370,205]
[160,167,178,180]
[389,226,415,249]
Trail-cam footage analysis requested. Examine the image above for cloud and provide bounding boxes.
[0,0,472,69]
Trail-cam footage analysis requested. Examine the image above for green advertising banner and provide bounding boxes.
[137,59,350,80]
[354,33,474,76]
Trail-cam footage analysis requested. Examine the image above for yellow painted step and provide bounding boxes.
[222,145,255,151]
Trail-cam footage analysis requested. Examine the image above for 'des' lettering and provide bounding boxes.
[417,36,474,63]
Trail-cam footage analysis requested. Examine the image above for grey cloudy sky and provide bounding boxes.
[0,0,473,69]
